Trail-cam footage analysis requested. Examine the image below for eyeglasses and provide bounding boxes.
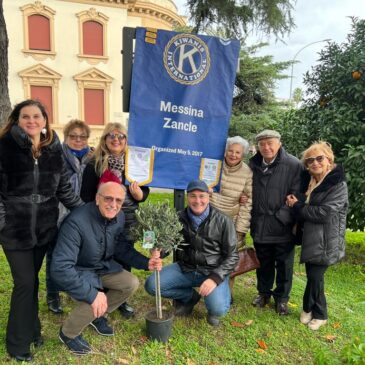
[68,134,88,141]
[305,155,326,165]
[98,194,123,205]
[106,133,126,141]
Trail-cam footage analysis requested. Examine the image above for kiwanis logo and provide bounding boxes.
[163,34,210,85]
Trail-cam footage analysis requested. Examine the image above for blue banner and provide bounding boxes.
[127,28,240,189]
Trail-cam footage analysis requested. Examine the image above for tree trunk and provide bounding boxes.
[154,269,163,319]
[0,0,12,126]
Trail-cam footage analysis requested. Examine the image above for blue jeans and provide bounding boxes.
[145,263,231,317]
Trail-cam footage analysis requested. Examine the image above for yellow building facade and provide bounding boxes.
[4,0,186,143]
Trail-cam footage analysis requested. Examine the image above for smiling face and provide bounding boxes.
[187,190,210,216]
[257,137,281,162]
[96,182,125,219]
[105,129,127,156]
[304,148,332,181]
[225,143,244,167]
[17,105,46,141]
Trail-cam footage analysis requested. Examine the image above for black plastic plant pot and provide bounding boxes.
[145,310,174,343]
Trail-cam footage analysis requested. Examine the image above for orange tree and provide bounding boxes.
[277,17,365,231]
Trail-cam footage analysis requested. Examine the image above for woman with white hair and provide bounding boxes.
[210,136,253,298]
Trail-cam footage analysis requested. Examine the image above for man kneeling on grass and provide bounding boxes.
[145,180,239,326]
[51,181,162,355]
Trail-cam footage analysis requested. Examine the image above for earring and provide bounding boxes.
[41,128,47,135]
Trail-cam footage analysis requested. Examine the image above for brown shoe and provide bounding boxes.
[252,294,271,308]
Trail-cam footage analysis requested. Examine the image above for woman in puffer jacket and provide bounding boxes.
[210,136,252,298]
[286,141,348,331]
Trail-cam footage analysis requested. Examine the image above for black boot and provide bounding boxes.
[47,293,63,314]
[118,302,135,318]
[175,290,201,317]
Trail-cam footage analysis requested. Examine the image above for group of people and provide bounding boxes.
[0,99,348,362]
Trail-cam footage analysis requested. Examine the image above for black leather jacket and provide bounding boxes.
[176,205,239,284]
[0,126,83,250]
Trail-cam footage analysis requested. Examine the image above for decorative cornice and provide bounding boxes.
[20,1,56,15]
[60,0,185,27]
[128,1,185,27]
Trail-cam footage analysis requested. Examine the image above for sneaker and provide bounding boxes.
[308,318,327,331]
[300,311,313,325]
[207,315,220,327]
[275,302,289,316]
[90,317,114,336]
[47,293,63,314]
[59,329,91,356]
[252,294,271,308]
[118,302,135,319]
[175,290,201,317]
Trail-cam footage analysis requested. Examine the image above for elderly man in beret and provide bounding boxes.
[249,129,302,315]
[145,179,239,326]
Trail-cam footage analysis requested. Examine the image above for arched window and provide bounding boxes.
[83,21,103,56]
[28,14,50,51]
[77,8,108,64]
[20,2,56,60]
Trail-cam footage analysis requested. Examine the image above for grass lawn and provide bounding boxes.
[0,194,364,364]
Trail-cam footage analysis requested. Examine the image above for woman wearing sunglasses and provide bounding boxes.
[46,119,93,314]
[286,141,348,331]
[80,122,150,318]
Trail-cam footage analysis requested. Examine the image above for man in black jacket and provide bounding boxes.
[249,130,302,315]
[145,180,239,326]
[51,182,161,356]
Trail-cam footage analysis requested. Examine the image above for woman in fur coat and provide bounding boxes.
[0,99,82,362]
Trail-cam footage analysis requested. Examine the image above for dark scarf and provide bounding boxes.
[187,205,210,230]
[69,146,89,159]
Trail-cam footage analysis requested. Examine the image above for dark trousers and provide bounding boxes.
[45,242,60,295]
[3,245,48,356]
[303,263,328,320]
[254,242,295,302]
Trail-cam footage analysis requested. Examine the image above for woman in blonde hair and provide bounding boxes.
[286,141,348,331]
[81,122,149,318]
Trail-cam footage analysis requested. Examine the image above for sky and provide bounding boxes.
[173,0,365,100]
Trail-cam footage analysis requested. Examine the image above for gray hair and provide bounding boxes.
[225,136,250,154]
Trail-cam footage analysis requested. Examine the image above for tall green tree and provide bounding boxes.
[229,43,291,142]
[186,0,295,39]
[278,18,365,231]
[0,0,11,126]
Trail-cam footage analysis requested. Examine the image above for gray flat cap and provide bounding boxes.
[255,129,281,142]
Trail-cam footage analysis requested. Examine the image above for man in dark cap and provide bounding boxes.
[145,179,239,326]
[249,129,302,315]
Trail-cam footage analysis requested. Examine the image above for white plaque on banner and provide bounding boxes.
[199,158,222,188]
[125,146,154,185]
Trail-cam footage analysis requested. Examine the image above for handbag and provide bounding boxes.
[230,247,260,278]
